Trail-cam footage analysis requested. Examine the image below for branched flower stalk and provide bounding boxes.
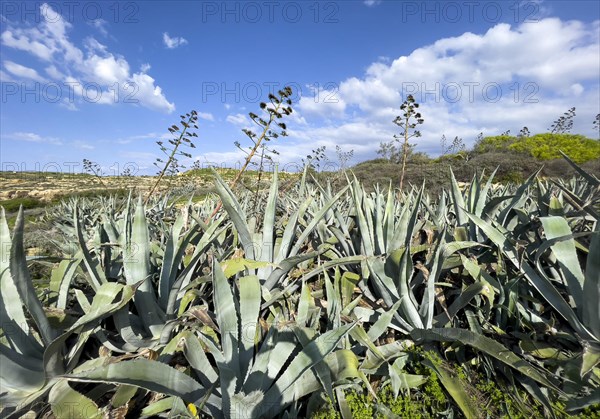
[251,143,279,210]
[393,94,424,191]
[208,86,293,219]
[145,111,199,205]
[549,107,576,134]
[82,158,107,188]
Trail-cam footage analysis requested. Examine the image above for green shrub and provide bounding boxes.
[54,188,131,202]
[474,133,600,163]
[0,197,44,212]
[473,134,516,153]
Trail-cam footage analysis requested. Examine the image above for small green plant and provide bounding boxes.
[393,94,424,190]
[0,197,44,212]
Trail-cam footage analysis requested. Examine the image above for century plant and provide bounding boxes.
[440,134,466,156]
[64,260,360,418]
[2,152,599,417]
[145,110,199,205]
[549,106,576,134]
[0,207,138,418]
[518,126,531,138]
[82,158,106,187]
[303,145,328,172]
[74,194,228,350]
[393,94,424,191]
[250,143,276,198]
[335,145,354,172]
[210,87,294,219]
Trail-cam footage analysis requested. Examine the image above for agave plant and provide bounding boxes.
[3,152,598,417]
[462,177,600,411]
[71,195,229,352]
[63,260,360,418]
[211,167,362,292]
[0,207,137,418]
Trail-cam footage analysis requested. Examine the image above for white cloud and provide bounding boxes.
[163,32,188,49]
[59,99,78,111]
[570,83,584,96]
[0,3,175,113]
[297,85,347,119]
[45,65,64,79]
[88,19,109,37]
[1,27,55,61]
[0,69,14,82]
[226,113,249,126]
[72,140,94,150]
[83,37,108,54]
[197,112,215,121]
[279,17,600,163]
[4,133,95,153]
[130,72,175,113]
[83,53,130,84]
[363,0,382,6]
[3,61,47,82]
[195,151,246,167]
[112,132,167,144]
[5,132,63,145]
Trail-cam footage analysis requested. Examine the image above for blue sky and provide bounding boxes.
[1,0,599,175]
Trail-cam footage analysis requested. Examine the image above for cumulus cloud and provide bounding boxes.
[297,85,347,119]
[88,19,109,37]
[4,132,100,150]
[163,32,188,49]
[0,69,14,82]
[3,61,47,82]
[5,132,63,145]
[72,140,94,150]
[0,3,175,113]
[278,17,600,164]
[226,113,249,126]
[197,112,215,121]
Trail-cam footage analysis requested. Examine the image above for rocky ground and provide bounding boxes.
[0,172,165,202]
[0,169,298,203]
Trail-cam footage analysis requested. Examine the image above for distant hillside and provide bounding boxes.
[347,133,599,192]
